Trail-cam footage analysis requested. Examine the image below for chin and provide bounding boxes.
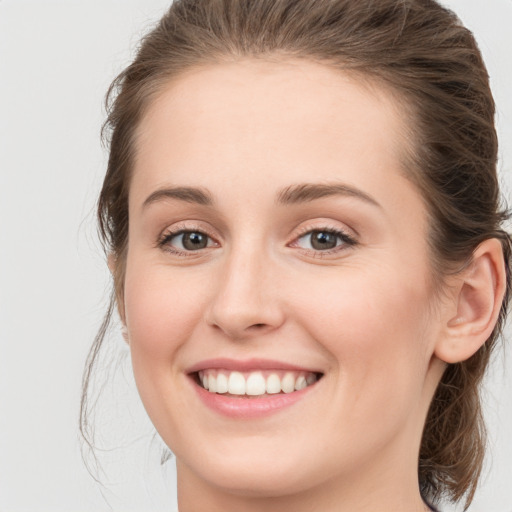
[207,469,310,498]
[180,444,318,498]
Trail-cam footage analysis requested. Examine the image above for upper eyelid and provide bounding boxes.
[295,225,349,236]
[160,221,217,237]
[156,222,219,250]
[158,224,353,239]
[156,220,358,248]
[291,221,357,240]
[157,230,219,256]
[291,228,357,248]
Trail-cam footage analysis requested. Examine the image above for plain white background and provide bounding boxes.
[0,1,510,511]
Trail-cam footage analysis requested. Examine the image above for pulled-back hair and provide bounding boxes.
[81,0,511,508]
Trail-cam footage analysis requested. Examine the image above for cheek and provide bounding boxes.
[293,264,432,401]
[299,262,430,342]
[122,259,210,435]
[291,268,434,460]
[123,259,207,364]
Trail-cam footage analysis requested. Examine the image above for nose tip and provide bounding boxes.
[204,254,285,340]
[206,299,284,340]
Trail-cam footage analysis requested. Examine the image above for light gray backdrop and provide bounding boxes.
[0,1,510,511]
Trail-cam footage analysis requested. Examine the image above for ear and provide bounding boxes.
[108,253,129,344]
[121,324,130,344]
[435,238,506,364]
[107,252,117,275]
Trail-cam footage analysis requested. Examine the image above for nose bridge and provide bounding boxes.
[206,239,283,338]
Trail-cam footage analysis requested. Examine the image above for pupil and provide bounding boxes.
[183,232,207,250]
[311,231,337,250]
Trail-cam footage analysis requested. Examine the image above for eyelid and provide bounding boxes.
[156,221,220,254]
[293,220,357,241]
[155,220,358,257]
[288,222,358,255]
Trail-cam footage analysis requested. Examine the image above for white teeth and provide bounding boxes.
[228,371,246,395]
[199,369,320,396]
[281,372,296,393]
[266,373,281,394]
[295,375,307,391]
[208,373,217,393]
[216,372,228,393]
[246,372,266,395]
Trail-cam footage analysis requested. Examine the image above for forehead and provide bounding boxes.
[132,58,411,204]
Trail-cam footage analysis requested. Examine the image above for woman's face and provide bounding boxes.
[124,59,446,499]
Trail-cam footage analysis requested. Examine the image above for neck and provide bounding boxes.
[176,447,430,512]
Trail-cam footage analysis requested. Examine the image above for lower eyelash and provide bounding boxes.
[156,228,213,255]
[155,226,357,257]
[298,227,357,246]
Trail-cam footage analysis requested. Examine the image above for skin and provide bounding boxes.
[118,58,502,511]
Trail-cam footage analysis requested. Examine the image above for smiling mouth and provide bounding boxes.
[194,369,323,398]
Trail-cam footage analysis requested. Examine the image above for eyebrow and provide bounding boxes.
[142,182,381,210]
[276,182,381,208]
[142,186,214,210]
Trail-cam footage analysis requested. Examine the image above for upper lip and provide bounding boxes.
[185,358,323,374]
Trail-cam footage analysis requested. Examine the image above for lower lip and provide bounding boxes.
[191,377,317,419]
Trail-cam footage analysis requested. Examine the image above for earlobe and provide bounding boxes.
[107,252,129,343]
[435,238,506,364]
[108,253,117,275]
[121,323,130,344]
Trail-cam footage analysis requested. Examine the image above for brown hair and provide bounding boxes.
[81,0,511,508]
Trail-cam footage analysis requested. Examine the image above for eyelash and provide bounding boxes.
[157,224,218,256]
[291,225,358,256]
[157,224,358,257]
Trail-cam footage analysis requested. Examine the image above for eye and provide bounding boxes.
[294,229,356,252]
[159,229,216,253]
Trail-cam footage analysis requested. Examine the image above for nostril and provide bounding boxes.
[241,323,269,334]
[248,323,268,331]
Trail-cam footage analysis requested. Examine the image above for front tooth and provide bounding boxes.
[228,371,246,395]
[266,373,281,394]
[295,375,307,390]
[281,372,295,393]
[208,373,217,393]
[246,372,266,395]
[216,373,228,393]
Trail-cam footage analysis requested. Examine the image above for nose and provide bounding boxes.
[204,246,285,340]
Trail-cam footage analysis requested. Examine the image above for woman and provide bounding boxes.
[81,0,511,510]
